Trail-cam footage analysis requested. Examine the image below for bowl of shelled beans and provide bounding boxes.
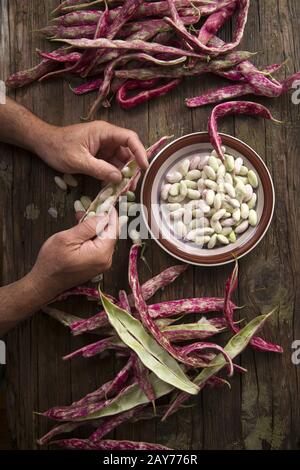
[141,132,275,266]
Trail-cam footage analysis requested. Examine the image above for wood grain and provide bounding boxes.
[0,0,299,450]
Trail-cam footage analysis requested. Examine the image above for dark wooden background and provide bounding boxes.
[0,0,300,450]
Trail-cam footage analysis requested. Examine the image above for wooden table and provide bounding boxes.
[1,0,300,450]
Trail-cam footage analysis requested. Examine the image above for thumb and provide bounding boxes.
[68,214,109,243]
[85,155,122,183]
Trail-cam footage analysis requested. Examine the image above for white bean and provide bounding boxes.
[180,180,188,198]
[224,173,233,185]
[217,234,229,245]
[186,169,201,181]
[190,155,201,170]
[74,200,86,213]
[234,157,243,174]
[195,235,211,246]
[161,183,171,201]
[221,227,233,236]
[63,174,78,188]
[198,155,210,170]
[228,231,237,243]
[225,154,235,172]
[221,218,235,227]
[224,182,236,198]
[166,171,182,184]
[126,191,136,202]
[208,156,219,172]
[211,208,227,222]
[178,158,190,176]
[211,220,222,234]
[232,208,241,223]
[214,193,222,210]
[239,165,249,176]
[187,189,201,200]
[169,183,180,196]
[235,220,249,234]
[217,164,226,179]
[189,217,209,230]
[225,196,240,208]
[243,184,253,202]
[122,166,135,178]
[197,178,206,194]
[203,165,216,181]
[183,208,193,225]
[205,189,215,206]
[248,170,259,188]
[247,193,257,209]
[48,207,58,219]
[55,176,68,191]
[184,180,198,189]
[165,203,182,212]
[205,179,218,191]
[170,208,185,220]
[240,203,249,220]
[129,229,141,245]
[168,194,186,203]
[173,221,187,238]
[207,233,217,249]
[248,209,258,226]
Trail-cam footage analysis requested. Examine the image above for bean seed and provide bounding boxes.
[161,184,171,200]
[211,220,222,233]
[248,209,258,226]
[168,194,186,203]
[178,159,190,176]
[166,203,182,212]
[217,164,226,179]
[234,175,248,185]
[122,166,135,178]
[166,171,182,184]
[87,211,96,218]
[189,217,209,230]
[205,189,215,206]
[239,165,249,176]
[248,170,259,188]
[180,180,188,198]
[205,179,218,191]
[63,174,78,188]
[232,208,241,222]
[186,169,201,181]
[198,155,209,170]
[74,200,86,213]
[195,235,211,245]
[197,178,206,194]
[224,173,233,185]
[224,182,236,198]
[55,176,68,191]
[183,208,193,225]
[169,183,180,196]
[235,220,249,234]
[170,208,185,220]
[244,184,253,202]
[99,196,115,213]
[186,227,213,241]
[225,154,235,172]
[203,165,216,181]
[218,182,225,193]
[48,207,58,219]
[126,191,136,202]
[234,157,243,174]
[240,203,249,220]
[214,193,222,210]
[173,221,187,238]
[129,229,141,244]
[225,196,240,208]
[208,156,219,172]
[184,180,198,189]
[221,218,235,227]
[247,193,257,209]
[221,227,233,236]
[228,231,237,243]
[187,189,201,200]
[81,196,92,210]
[207,233,217,249]
[211,208,227,222]
[190,155,201,170]
[217,234,229,245]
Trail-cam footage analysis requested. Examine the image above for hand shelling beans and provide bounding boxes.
[160,146,258,248]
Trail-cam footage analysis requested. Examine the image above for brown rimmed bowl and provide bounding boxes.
[141,132,275,267]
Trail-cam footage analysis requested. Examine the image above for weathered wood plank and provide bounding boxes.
[0,0,299,450]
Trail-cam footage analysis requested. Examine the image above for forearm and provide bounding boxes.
[0,97,55,156]
[0,272,54,337]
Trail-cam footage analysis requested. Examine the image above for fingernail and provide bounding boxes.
[110,171,122,183]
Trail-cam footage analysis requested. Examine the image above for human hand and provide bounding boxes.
[29,210,118,302]
[36,120,148,183]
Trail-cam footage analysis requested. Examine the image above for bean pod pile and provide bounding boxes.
[6,0,300,123]
[40,244,282,450]
[161,146,258,248]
